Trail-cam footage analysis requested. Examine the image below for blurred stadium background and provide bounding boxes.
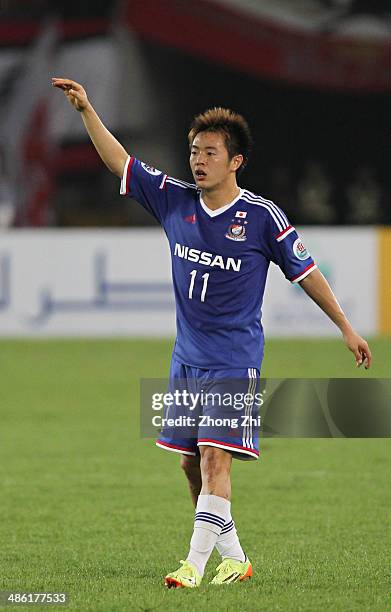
[1,1,390,610]
[0,0,390,339]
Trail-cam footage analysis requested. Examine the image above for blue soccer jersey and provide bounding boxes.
[120,156,317,369]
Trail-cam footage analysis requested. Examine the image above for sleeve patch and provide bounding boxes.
[293,237,311,261]
[141,162,162,176]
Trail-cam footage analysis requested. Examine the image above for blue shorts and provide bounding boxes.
[156,357,261,460]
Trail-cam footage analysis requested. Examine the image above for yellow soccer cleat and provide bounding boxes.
[164,560,202,589]
[210,557,253,585]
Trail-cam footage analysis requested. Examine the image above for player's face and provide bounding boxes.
[189,131,242,190]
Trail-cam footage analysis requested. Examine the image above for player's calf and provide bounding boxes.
[180,454,202,506]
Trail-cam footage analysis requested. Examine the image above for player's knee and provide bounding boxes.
[200,447,230,480]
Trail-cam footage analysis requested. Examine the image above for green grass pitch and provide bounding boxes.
[0,338,390,611]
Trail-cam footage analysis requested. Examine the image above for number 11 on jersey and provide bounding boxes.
[188,270,209,302]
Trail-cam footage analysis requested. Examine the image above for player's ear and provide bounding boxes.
[231,154,243,172]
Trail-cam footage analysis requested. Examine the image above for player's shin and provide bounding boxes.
[215,516,246,562]
[186,494,231,576]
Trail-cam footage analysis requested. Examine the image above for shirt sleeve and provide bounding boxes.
[263,206,317,282]
[120,156,169,225]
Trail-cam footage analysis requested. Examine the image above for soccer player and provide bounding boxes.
[52,78,372,588]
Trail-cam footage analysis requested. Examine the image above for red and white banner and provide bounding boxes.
[123,0,391,91]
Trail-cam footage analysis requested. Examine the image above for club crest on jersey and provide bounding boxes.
[225,222,247,242]
[141,162,162,176]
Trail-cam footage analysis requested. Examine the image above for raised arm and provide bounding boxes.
[51,77,128,178]
[299,268,372,369]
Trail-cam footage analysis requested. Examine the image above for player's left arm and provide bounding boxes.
[299,268,372,369]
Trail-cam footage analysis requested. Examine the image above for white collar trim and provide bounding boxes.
[199,188,244,218]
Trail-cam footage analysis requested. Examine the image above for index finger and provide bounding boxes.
[51,78,81,90]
